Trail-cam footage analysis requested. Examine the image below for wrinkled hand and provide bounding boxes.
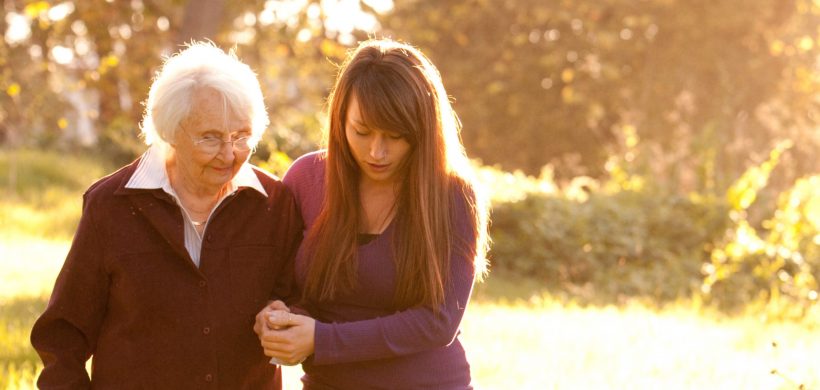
[253,300,290,337]
[260,310,316,366]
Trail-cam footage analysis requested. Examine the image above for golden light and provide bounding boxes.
[4,12,31,45]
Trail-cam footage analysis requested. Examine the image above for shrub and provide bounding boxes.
[490,188,728,304]
[703,141,819,315]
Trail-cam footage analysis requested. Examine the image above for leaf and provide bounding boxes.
[6,83,21,97]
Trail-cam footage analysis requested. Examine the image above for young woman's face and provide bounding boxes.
[344,96,411,186]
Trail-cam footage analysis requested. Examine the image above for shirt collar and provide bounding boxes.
[125,144,267,197]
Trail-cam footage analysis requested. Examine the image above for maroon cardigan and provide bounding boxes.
[30,157,303,389]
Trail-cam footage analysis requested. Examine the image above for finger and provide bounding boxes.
[260,330,294,345]
[269,300,290,312]
[261,341,295,356]
[266,310,292,328]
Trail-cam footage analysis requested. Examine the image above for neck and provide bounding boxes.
[358,178,399,234]
[166,158,225,199]
[166,161,226,218]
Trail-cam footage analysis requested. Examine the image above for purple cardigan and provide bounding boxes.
[283,151,477,389]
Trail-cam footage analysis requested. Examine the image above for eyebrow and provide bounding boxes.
[197,127,251,137]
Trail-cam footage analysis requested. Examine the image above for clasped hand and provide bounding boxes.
[254,300,315,366]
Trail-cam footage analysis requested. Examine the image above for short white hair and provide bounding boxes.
[139,41,269,147]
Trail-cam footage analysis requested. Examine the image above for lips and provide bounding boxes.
[366,162,390,172]
[211,166,233,174]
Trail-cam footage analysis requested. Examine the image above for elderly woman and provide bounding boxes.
[30,42,302,389]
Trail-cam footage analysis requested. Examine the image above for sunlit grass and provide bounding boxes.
[462,300,819,389]
[2,236,818,389]
[0,237,68,299]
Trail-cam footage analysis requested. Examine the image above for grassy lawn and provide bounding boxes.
[2,237,818,389]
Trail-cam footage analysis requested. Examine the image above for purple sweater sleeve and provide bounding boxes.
[312,195,478,365]
[312,243,475,365]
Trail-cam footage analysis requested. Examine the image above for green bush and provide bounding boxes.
[490,189,729,304]
[702,142,819,315]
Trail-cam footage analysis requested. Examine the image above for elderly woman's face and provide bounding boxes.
[171,88,252,192]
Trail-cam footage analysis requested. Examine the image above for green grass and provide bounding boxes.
[3,238,819,389]
[0,148,110,241]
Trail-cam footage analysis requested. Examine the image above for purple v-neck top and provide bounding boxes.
[283,151,478,389]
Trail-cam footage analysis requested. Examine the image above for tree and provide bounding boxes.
[382,0,819,192]
[0,0,375,166]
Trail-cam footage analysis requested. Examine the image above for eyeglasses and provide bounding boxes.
[181,127,253,155]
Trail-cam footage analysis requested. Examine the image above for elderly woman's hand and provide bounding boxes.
[253,300,290,337]
[260,311,316,365]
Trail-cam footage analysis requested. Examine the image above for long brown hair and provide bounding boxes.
[303,39,489,309]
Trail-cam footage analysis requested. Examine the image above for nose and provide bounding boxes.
[369,135,386,160]
[217,139,236,162]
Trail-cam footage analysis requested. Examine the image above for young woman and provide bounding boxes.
[255,38,490,389]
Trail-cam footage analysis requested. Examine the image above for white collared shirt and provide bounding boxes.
[125,144,267,267]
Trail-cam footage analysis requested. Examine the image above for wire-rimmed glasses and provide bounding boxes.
[182,127,252,155]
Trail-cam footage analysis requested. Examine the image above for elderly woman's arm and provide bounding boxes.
[30,195,109,388]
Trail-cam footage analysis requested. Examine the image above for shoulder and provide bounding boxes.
[250,165,289,198]
[284,151,326,180]
[449,177,477,214]
[282,151,326,193]
[282,151,327,225]
[83,158,140,203]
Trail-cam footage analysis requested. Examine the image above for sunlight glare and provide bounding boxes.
[244,12,257,27]
[51,45,74,65]
[362,0,394,14]
[157,16,169,31]
[323,0,380,35]
[47,2,75,22]
[71,20,88,36]
[260,0,308,27]
[29,44,42,59]
[307,3,322,19]
[5,12,31,45]
[297,28,312,42]
[75,37,91,56]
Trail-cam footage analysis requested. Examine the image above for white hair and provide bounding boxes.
[139,41,269,147]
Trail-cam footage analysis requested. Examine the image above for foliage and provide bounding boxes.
[703,142,820,315]
[487,137,819,315]
[0,0,384,163]
[489,180,729,304]
[383,0,820,189]
[256,149,293,179]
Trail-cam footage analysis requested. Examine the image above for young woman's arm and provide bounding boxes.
[261,192,478,365]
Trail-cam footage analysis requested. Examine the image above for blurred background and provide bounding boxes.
[1,0,819,389]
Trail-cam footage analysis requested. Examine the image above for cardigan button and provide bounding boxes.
[204,374,213,382]
[203,327,211,335]
[198,280,206,288]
